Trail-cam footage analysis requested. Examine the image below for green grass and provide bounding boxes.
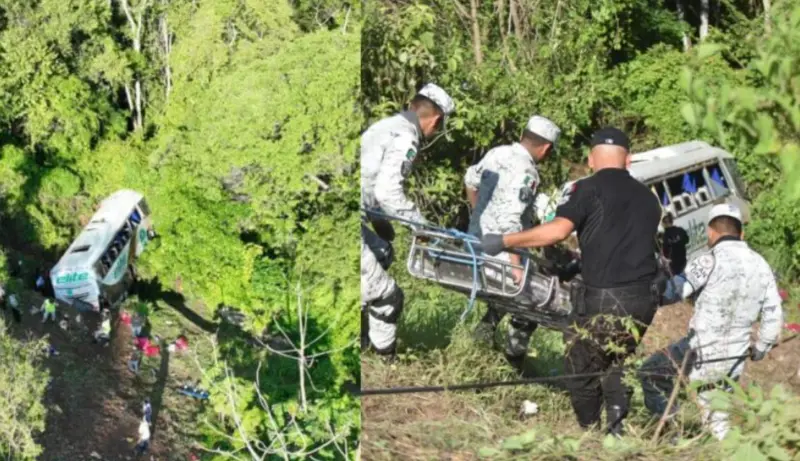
[363,252,800,460]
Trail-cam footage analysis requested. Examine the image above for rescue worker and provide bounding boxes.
[143,398,153,425]
[8,293,21,323]
[639,203,783,440]
[481,127,662,435]
[134,417,151,455]
[465,115,561,373]
[361,83,455,360]
[94,312,112,345]
[41,298,56,323]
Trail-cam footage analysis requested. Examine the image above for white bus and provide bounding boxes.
[50,189,156,311]
[537,141,750,259]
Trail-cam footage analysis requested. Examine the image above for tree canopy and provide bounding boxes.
[0,0,360,458]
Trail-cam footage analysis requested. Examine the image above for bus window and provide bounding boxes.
[130,209,141,225]
[137,198,151,217]
[685,168,712,205]
[706,163,730,198]
[665,174,698,216]
[653,181,669,207]
[95,260,108,278]
[721,158,748,201]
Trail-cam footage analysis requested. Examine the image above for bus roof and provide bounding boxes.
[628,141,734,183]
[52,189,144,272]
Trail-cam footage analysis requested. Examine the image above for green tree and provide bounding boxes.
[682,0,800,277]
[0,319,49,460]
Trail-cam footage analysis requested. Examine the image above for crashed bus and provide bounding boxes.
[50,189,156,311]
[407,141,750,330]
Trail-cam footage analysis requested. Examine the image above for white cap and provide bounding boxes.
[707,203,742,224]
[525,115,561,145]
[417,83,455,118]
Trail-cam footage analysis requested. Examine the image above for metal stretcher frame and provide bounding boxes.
[406,228,530,298]
[405,229,577,331]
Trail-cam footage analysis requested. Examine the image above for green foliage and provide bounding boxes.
[362,0,689,228]
[0,0,359,457]
[711,383,800,461]
[0,319,49,460]
[682,0,800,278]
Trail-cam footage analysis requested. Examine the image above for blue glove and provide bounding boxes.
[481,234,505,256]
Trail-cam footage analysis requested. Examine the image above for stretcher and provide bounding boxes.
[176,386,209,400]
[406,228,581,331]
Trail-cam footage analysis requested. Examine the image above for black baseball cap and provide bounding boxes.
[590,127,630,151]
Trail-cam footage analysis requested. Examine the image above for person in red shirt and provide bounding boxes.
[134,336,150,351]
[144,343,160,357]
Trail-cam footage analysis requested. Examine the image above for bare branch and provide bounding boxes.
[342,5,351,34]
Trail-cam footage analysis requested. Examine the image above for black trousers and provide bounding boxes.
[478,305,538,358]
[564,283,657,432]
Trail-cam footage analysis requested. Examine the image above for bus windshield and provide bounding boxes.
[722,158,748,201]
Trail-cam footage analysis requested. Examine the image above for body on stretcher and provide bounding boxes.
[407,230,579,331]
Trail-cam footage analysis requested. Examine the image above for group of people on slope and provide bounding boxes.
[360,84,784,440]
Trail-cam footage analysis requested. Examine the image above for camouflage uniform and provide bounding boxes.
[361,111,423,354]
[465,142,542,361]
[641,236,783,440]
[360,84,455,355]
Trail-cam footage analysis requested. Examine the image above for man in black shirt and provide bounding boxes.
[660,214,689,276]
[481,127,662,435]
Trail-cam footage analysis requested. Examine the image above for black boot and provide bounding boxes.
[473,307,503,346]
[374,342,397,364]
[504,353,526,376]
[606,404,627,437]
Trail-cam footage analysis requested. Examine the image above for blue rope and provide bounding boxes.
[362,208,481,322]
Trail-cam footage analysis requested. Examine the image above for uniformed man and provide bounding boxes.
[361,83,455,360]
[465,115,561,373]
[639,203,783,440]
[480,127,662,435]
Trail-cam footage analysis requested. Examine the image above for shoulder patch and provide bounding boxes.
[522,174,538,190]
[557,181,578,206]
[685,253,715,289]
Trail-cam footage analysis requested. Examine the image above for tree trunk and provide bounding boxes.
[297,291,307,413]
[119,0,148,131]
[763,0,772,34]
[497,0,516,71]
[509,0,522,38]
[159,4,172,102]
[676,0,691,51]
[469,0,483,66]
[699,0,710,41]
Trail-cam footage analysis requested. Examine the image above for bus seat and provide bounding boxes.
[672,192,697,213]
[695,186,711,205]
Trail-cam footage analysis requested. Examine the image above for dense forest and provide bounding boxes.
[363,0,800,276]
[362,0,800,459]
[0,0,360,459]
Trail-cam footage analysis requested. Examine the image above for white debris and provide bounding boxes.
[90,451,102,459]
[520,400,539,417]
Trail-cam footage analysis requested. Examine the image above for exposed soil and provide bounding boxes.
[361,301,800,460]
[4,284,205,461]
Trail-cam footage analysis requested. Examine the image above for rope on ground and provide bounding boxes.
[362,208,482,322]
[358,333,799,396]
